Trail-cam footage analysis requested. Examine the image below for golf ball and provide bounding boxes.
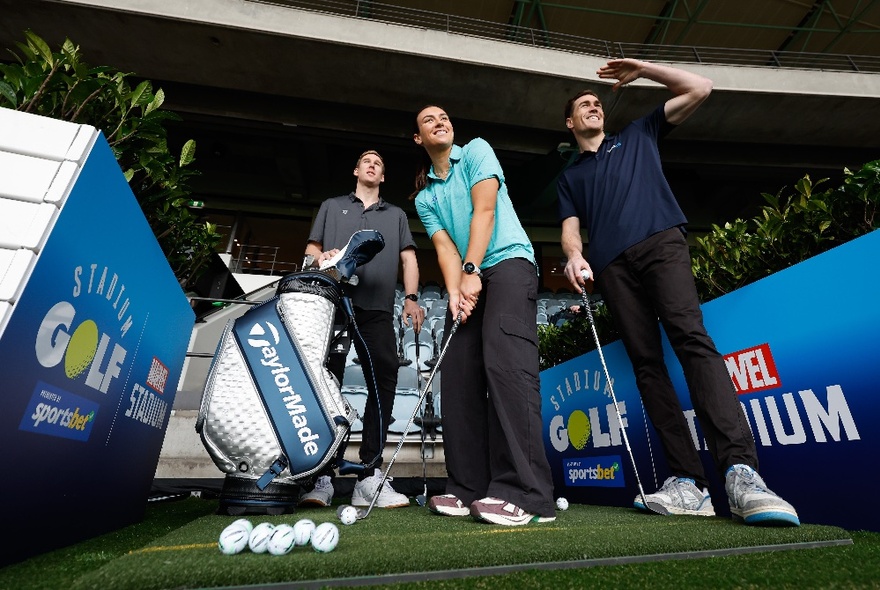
[311,522,339,553]
[218,522,249,555]
[248,522,276,553]
[267,524,296,556]
[292,518,316,546]
[556,497,569,511]
[338,505,358,526]
[231,518,254,534]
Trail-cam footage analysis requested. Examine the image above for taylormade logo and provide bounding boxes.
[248,322,321,456]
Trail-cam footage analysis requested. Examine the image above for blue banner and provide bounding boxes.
[0,133,194,562]
[542,229,880,532]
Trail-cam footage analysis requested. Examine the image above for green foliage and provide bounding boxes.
[691,159,880,302]
[538,302,618,371]
[0,30,221,289]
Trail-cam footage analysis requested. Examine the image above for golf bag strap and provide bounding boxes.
[257,455,289,490]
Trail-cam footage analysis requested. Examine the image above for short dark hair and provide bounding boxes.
[564,90,601,121]
[357,150,384,169]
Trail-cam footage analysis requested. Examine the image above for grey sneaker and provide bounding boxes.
[351,469,409,508]
[635,477,715,516]
[725,464,800,526]
[298,475,333,507]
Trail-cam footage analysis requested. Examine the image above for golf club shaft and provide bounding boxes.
[358,312,462,519]
[579,272,649,507]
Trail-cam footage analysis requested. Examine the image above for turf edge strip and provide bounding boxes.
[212,538,854,590]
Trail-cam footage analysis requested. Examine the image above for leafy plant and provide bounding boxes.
[692,159,880,301]
[538,302,618,371]
[0,30,221,289]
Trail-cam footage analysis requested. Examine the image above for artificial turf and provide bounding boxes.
[1,492,872,590]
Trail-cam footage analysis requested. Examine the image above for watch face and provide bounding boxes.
[464,262,476,274]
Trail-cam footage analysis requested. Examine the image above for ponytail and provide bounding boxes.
[409,149,432,201]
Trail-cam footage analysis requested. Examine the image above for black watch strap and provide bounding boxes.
[404,293,419,302]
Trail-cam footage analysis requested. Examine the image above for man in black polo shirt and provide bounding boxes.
[299,150,425,509]
[557,58,799,526]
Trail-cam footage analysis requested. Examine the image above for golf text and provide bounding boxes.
[33,263,135,394]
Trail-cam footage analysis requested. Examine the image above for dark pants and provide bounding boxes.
[596,228,757,489]
[327,308,398,477]
[440,258,556,517]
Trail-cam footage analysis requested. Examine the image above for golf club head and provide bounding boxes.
[416,494,427,507]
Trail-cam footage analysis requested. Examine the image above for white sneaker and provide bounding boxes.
[634,476,715,516]
[351,469,410,508]
[298,475,333,507]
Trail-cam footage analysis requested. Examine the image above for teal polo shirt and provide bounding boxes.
[415,138,535,270]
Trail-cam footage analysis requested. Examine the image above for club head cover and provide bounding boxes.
[320,229,385,280]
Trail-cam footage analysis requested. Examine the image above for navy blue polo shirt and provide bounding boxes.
[557,105,687,275]
[308,193,416,311]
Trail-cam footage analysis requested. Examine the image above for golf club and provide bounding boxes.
[353,311,463,520]
[578,270,659,515]
[413,325,429,507]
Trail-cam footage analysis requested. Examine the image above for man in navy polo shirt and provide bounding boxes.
[299,150,425,509]
[557,58,799,526]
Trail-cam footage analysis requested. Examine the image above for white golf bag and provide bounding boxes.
[196,230,384,514]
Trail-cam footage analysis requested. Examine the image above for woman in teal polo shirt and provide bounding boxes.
[410,105,556,526]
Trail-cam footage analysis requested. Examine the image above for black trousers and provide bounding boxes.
[597,228,757,489]
[440,258,556,517]
[327,308,398,475]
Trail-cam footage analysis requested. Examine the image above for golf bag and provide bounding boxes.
[196,230,385,515]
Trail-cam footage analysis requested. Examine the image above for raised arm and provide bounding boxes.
[597,58,713,125]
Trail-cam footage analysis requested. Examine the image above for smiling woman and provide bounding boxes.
[410,104,557,526]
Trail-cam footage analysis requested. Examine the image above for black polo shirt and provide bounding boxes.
[557,105,687,275]
[308,193,416,311]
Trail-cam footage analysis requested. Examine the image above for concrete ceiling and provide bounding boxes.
[2,0,879,238]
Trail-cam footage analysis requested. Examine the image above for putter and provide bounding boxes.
[354,311,463,520]
[578,270,660,515]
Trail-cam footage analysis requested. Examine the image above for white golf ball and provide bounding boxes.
[218,522,249,555]
[310,522,339,553]
[338,505,358,526]
[248,522,276,553]
[556,497,569,511]
[292,518,316,547]
[231,518,254,534]
[267,524,296,556]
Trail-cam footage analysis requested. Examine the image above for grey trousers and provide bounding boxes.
[439,257,556,517]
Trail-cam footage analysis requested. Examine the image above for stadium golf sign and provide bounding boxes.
[0,109,194,565]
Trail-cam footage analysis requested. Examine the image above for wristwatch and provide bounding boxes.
[462,261,483,278]
[404,293,419,302]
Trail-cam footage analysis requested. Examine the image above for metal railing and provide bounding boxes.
[248,0,880,73]
[229,244,298,275]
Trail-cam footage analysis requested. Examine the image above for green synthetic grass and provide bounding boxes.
[0,496,875,590]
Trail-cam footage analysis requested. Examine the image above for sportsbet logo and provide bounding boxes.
[564,456,624,487]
